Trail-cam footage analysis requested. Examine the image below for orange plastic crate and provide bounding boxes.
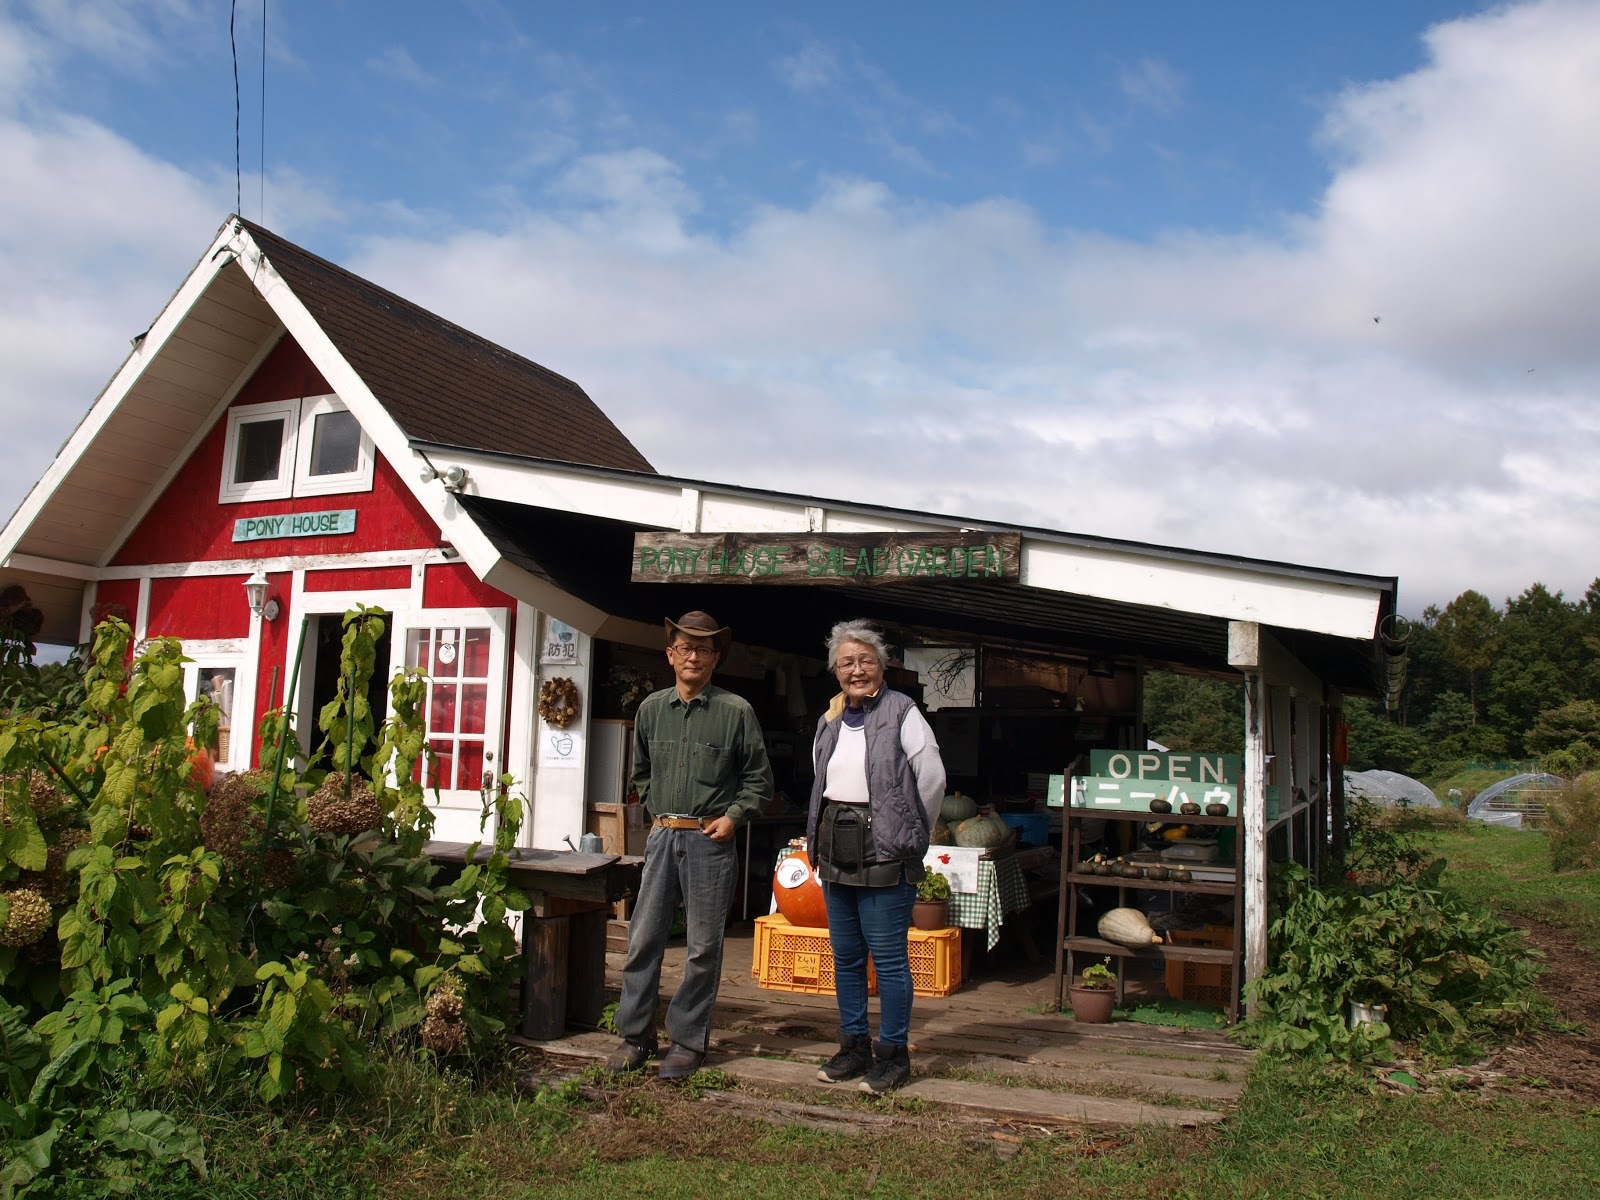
[753,915,877,996]
[1164,927,1234,1007]
[906,924,963,997]
[752,916,964,997]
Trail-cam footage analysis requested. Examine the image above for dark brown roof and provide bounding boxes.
[238,219,654,474]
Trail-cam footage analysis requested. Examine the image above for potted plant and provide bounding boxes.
[912,871,951,930]
[1068,959,1117,1024]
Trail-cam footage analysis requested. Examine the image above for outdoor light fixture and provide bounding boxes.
[418,464,438,484]
[243,570,270,619]
[442,465,469,491]
[1086,656,1115,679]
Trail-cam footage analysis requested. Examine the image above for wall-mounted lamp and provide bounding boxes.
[243,569,270,619]
[262,597,281,622]
[442,465,469,491]
[439,544,460,560]
[418,464,438,484]
[1086,656,1116,679]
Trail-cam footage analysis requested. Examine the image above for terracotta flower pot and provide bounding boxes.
[1068,984,1116,1024]
[911,899,949,931]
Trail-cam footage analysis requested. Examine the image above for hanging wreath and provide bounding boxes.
[538,676,582,728]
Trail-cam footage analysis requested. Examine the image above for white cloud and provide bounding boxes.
[1118,57,1183,115]
[4,0,1600,619]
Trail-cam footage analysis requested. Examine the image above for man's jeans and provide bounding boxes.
[823,877,917,1047]
[613,823,737,1053]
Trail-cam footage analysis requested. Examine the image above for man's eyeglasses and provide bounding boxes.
[669,643,717,660]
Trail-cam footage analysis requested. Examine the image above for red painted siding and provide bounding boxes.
[304,566,413,593]
[90,579,140,629]
[250,571,294,768]
[111,339,442,567]
[423,563,512,610]
[146,575,253,640]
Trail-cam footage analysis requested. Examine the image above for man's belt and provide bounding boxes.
[654,814,711,830]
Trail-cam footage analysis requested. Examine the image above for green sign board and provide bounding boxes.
[1071,775,1238,815]
[232,509,358,544]
[1089,750,1242,783]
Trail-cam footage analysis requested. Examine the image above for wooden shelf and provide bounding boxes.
[1067,807,1239,827]
[1065,935,1235,965]
[1064,872,1236,895]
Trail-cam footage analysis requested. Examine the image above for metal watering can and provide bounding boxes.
[563,832,605,853]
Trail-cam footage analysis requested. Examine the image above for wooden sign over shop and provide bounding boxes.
[631,531,1022,585]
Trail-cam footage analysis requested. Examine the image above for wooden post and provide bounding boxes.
[1228,621,1268,1016]
[521,913,571,1040]
[565,908,609,1029]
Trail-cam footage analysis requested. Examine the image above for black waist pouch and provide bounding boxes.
[817,803,904,886]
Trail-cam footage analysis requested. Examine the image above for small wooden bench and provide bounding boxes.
[425,842,643,1039]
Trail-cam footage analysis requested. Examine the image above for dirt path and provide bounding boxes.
[1488,922,1600,1101]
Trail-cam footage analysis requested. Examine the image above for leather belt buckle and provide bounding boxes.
[655,815,705,830]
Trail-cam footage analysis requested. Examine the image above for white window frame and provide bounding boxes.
[180,642,249,772]
[218,395,376,504]
[293,395,376,498]
[218,399,299,504]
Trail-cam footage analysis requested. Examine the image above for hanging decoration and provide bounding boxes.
[538,676,582,729]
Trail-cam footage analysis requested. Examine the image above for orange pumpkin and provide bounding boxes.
[772,849,828,929]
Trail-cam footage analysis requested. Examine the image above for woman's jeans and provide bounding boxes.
[823,877,917,1047]
[614,824,737,1053]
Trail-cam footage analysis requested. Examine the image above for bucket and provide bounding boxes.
[1349,1001,1389,1028]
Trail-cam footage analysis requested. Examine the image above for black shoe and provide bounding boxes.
[604,1034,658,1074]
[858,1040,911,1094]
[817,1030,873,1083]
[655,1042,706,1082]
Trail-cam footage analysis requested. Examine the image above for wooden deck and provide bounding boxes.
[520,925,1252,1131]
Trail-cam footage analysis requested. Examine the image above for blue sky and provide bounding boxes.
[5,0,1599,613]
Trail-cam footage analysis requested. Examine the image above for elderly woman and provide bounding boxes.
[806,620,946,1094]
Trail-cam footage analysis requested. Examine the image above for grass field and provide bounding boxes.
[1434,823,1600,951]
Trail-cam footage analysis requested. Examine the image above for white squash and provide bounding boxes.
[941,792,978,823]
[954,813,1008,848]
[1098,907,1163,947]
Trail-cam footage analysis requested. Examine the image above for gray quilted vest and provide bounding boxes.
[806,689,931,879]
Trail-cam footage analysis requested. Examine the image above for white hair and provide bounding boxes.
[826,620,890,671]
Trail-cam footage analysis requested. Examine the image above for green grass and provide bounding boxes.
[1423,766,1518,804]
[111,1055,1599,1200]
[1433,824,1600,951]
[1115,999,1228,1030]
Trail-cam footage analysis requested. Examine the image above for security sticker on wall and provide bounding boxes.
[541,619,580,665]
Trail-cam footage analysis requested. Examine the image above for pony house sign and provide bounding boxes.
[631,531,1021,585]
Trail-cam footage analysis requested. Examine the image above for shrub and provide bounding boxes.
[1546,773,1600,871]
[1245,863,1542,1062]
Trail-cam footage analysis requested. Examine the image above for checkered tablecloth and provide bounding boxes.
[774,848,1029,951]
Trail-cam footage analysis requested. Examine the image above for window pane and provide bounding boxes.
[426,741,454,792]
[234,418,285,483]
[433,628,461,678]
[462,628,491,677]
[430,684,458,734]
[406,629,432,674]
[309,409,361,476]
[456,741,484,791]
[459,684,487,735]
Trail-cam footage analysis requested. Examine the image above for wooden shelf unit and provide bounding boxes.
[1054,802,1246,1023]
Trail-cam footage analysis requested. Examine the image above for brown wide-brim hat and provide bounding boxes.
[665,610,730,654]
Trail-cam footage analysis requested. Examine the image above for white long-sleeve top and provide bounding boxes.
[818,702,945,832]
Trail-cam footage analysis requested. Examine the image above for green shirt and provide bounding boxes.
[631,683,773,829]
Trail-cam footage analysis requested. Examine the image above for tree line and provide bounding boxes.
[1143,579,1600,784]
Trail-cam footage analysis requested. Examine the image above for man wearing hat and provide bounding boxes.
[605,610,774,1081]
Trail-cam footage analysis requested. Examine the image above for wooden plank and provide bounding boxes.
[722,1057,1223,1129]
[521,914,571,1041]
[922,1054,1244,1103]
[631,531,1022,586]
[1065,936,1234,965]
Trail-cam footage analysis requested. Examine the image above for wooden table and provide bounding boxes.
[424,842,643,1040]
